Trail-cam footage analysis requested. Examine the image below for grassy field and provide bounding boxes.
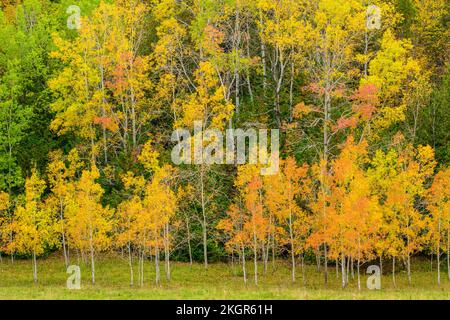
[0,254,448,299]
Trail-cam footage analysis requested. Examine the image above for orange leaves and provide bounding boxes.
[93,116,118,131]
[426,167,450,254]
[220,157,312,260]
[351,83,379,121]
[219,164,267,254]
[308,137,379,262]
[203,25,225,55]
[333,117,359,131]
[49,0,152,157]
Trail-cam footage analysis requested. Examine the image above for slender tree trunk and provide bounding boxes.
[322,69,331,287]
[437,251,441,286]
[234,4,240,115]
[245,23,254,104]
[406,226,412,285]
[341,253,346,289]
[200,168,208,269]
[138,247,142,286]
[128,242,134,286]
[242,245,247,285]
[271,215,275,270]
[164,223,171,281]
[100,66,108,163]
[437,217,441,285]
[253,234,258,286]
[357,258,361,291]
[273,48,284,128]
[346,256,350,284]
[289,60,294,122]
[262,242,267,274]
[289,214,295,283]
[351,256,354,279]
[379,256,383,287]
[32,250,38,283]
[60,199,68,268]
[185,216,193,268]
[89,225,95,285]
[316,250,320,272]
[259,10,267,95]
[357,238,361,291]
[364,32,369,77]
[140,247,144,286]
[130,88,137,148]
[392,257,396,288]
[89,240,95,285]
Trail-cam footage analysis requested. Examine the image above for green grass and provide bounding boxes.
[0,254,448,299]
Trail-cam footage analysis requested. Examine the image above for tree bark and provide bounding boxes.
[289,213,295,283]
[253,232,258,286]
[32,250,38,283]
[89,228,95,285]
[128,242,134,286]
[164,223,171,281]
[185,215,193,267]
[242,245,247,285]
[258,10,267,95]
[437,217,441,286]
[200,167,208,269]
[392,257,396,288]
[60,199,68,268]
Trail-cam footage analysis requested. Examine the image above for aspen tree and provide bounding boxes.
[142,165,177,284]
[301,0,367,285]
[256,0,306,126]
[13,169,57,283]
[175,61,234,269]
[139,141,178,284]
[264,157,311,283]
[217,203,250,284]
[426,167,450,285]
[327,137,381,289]
[368,139,436,285]
[47,149,82,267]
[65,164,113,285]
[117,172,146,286]
[49,0,151,161]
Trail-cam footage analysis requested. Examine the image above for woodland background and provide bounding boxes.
[0,0,449,289]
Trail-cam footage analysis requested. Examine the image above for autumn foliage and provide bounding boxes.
[0,0,448,289]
